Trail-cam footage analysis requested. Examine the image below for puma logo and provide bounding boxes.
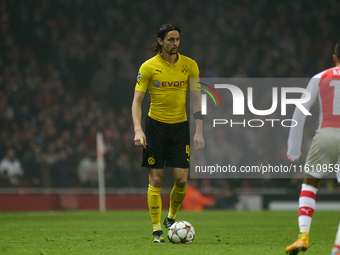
[301,208,312,215]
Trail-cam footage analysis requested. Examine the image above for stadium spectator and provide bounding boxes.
[50,150,72,188]
[114,152,134,187]
[21,142,43,187]
[181,180,215,212]
[215,186,239,210]
[39,152,52,188]
[0,148,24,187]
[77,149,98,188]
[45,142,59,166]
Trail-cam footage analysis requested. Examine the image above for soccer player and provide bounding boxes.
[131,24,205,243]
[286,41,340,254]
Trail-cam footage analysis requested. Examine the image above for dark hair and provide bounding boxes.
[151,24,181,53]
[335,42,340,59]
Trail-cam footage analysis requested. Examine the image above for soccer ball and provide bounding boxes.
[167,221,195,244]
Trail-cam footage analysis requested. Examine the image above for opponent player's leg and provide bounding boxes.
[148,168,165,243]
[332,158,340,254]
[286,129,332,254]
[164,168,188,229]
[331,222,340,255]
[286,174,321,254]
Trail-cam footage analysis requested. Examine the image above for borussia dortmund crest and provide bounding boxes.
[148,156,155,165]
[182,65,188,74]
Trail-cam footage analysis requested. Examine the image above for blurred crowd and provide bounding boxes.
[0,0,339,190]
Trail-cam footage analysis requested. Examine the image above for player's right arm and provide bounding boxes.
[132,64,151,149]
[132,91,147,148]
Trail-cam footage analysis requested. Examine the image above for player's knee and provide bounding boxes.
[150,176,163,187]
[303,174,321,188]
[175,179,187,188]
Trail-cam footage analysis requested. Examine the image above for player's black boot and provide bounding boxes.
[152,230,165,243]
[163,216,175,230]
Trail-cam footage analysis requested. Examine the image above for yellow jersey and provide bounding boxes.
[135,53,199,124]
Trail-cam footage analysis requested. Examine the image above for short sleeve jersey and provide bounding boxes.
[135,53,199,124]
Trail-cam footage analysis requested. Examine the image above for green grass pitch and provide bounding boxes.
[0,210,338,255]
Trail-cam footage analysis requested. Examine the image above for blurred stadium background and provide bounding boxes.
[1,0,340,212]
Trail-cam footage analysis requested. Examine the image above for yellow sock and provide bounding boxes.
[168,184,187,220]
[147,184,162,232]
[153,223,161,231]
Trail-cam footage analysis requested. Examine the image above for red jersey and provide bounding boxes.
[319,66,340,128]
[287,66,340,160]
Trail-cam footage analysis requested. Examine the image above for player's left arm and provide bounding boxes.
[189,61,205,150]
[192,90,204,150]
[287,75,319,162]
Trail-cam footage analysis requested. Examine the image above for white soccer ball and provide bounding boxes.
[167,220,195,244]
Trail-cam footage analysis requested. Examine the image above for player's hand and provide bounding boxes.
[287,155,299,163]
[193,133,205,150]
[134,132,147,149]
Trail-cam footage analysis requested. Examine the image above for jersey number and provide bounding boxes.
[330,80,340,115]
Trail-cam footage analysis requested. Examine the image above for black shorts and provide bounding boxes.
[142,116,190,168]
